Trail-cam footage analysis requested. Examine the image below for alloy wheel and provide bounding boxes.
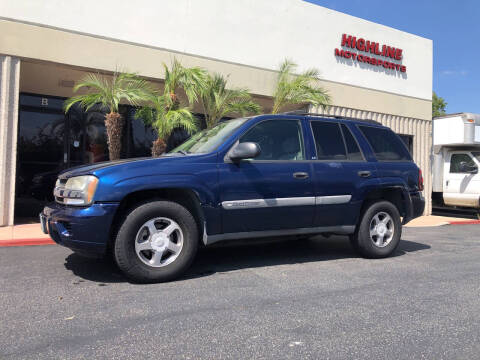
[135,217,183,267]
[369,211,394,248]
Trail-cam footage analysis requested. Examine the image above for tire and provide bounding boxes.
[114,200,199,283]
[350,200,402,258]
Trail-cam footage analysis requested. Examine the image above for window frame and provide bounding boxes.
[309,120,366,162]
[226,118,308,163]
[356,124,413,162]
[339,123,366,162]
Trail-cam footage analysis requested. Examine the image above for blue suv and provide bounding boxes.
[41,113,425,282]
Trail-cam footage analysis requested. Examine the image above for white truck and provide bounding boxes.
[432,113,480,215]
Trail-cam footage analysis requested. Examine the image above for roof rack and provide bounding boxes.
[279,110,381,125]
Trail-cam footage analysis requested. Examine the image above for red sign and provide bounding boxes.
[335,34,406,73]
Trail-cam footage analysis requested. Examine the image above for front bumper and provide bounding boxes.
[40,202,119,256]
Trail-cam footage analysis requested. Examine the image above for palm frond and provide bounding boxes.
[153,107,198,140]
[162,58,207,106]
[135,106,156,127]
[64,71,154,114]
[63,93,106,113]
[200,72,261,128]
[272,59,330,114]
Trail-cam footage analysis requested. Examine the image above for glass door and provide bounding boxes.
[15,94,67,220]
[15,94,109,221]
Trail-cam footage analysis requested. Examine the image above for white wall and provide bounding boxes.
[0,0,432,100]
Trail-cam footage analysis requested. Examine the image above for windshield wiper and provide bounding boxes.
[175,150,188,155]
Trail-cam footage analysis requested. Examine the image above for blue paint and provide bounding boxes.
[41,114,425,256]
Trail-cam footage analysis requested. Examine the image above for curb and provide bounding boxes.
[448,220,480,225]
[1,220,479,247]
[0,238,55,247]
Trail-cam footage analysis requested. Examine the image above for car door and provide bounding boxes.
[444,152,480,207]
[218,118,315,234]
[309,121,378,227]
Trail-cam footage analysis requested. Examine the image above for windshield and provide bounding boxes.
[473,152,480,163]
[170,118,247,154]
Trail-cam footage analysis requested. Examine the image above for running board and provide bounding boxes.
[203,225,355,245]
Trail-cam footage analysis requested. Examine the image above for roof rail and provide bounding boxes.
[279,110,381,125]
[280,110,342,119]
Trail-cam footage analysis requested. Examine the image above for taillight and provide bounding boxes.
[418,168,424,191]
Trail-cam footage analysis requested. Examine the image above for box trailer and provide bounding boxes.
[432,113,480,213]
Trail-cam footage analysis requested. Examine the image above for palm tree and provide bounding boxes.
[271,59,331,114]
[136,96,198,156]
[163,58,207,107]
[64,71,153,160]
[199,73,261,129]
[138,58,206,156]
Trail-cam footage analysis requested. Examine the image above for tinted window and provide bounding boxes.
[311,122,346,160]
[359,126,411,161]
[340,124,363,161]
[450,154,476,173]
[240,120,304,160]
[171,118,247,154]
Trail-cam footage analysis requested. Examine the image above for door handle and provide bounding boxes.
[293,172,309,179]
[358,171,371,178]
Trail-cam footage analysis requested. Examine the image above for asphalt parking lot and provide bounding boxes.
[1,225,480,359]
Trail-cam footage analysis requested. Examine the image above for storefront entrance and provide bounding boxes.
[15,93,109,220]
[14,93,200,221]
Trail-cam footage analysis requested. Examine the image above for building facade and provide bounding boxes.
[0,0,433,225]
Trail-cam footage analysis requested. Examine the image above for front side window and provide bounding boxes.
[239,120,304,160]
[358,125,411,161]
[450,154,476,173]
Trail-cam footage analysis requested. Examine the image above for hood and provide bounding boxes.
[58,154,191,179]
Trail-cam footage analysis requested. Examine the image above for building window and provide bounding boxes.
[398,134,414,155]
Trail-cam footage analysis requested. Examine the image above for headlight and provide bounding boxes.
[56,175,99,206]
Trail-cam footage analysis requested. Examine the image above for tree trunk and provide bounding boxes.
[151,138,167,157]
[104,112,123,160]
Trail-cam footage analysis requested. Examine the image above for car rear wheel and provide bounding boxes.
[350,200,401,258]
[114,200,198,283]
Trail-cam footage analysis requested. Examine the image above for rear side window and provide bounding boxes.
[340,124,363,161]
[311,122,346,160]
[358,125,411,161]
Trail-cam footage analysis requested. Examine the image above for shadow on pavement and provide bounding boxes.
[64,235,431,284]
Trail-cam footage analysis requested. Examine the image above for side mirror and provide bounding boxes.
[229,142,261,162]
[459,161,478,174]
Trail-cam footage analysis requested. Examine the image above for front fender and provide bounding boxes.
[94,174,217,206]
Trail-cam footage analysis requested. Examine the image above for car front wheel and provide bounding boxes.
[114,200,198,283]
[351,200,402,258]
